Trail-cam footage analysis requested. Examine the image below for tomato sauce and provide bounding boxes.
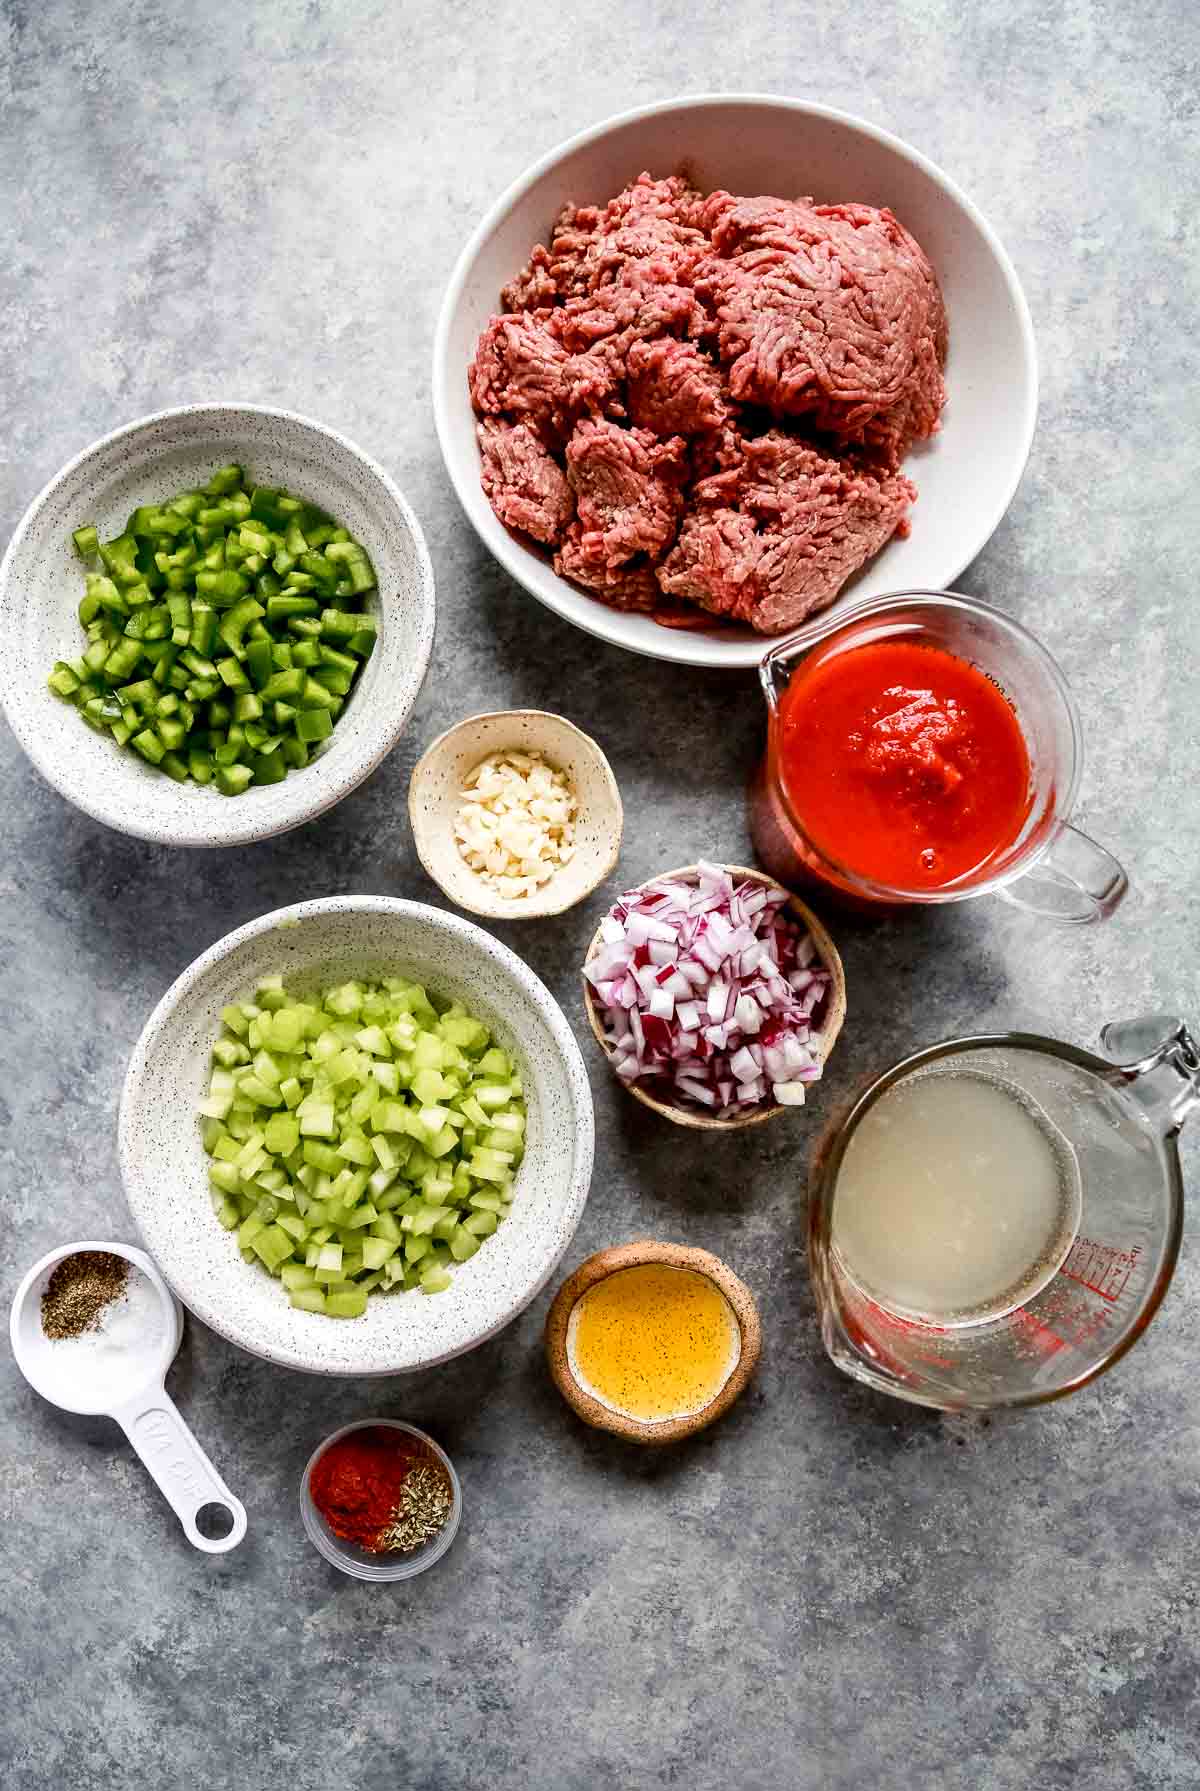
[777,639,1032,890]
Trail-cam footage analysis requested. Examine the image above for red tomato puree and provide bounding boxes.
[777,639,1032,889]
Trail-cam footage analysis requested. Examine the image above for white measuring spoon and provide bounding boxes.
[10,1240,247,1554]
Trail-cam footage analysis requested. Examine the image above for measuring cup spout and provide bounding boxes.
[1100,1015,1200,1136]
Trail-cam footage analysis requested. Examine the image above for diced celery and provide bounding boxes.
[263,1112,299,1155]
[200,974,525,1318]
[411,1032,446,1071]
[336,1132,374,1166]
[326,1287,368,1318]
[360,1236,397,1271]
[252,1224,294,1270]
[209,1160,241,1195]
[450,1228,482,1263]
[411,1067,449,1105]
[298,1101,336,1138]
[290,1288,327,1313]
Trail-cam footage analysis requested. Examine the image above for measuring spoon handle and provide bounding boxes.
[114,1388,247,1553]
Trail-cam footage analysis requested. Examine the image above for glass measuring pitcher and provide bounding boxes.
[809,1017,1198,1412]
[749,591,1128,922]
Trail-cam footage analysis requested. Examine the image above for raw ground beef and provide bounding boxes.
[470,170,946,634]
[553,527,662,611]
[477,419,573,545]
[696,194,946,467]
[565,419,688,565]
[658,433,916,633]
[468,314,616,442]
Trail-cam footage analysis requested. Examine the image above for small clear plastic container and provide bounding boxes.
[300,1418,462,1581]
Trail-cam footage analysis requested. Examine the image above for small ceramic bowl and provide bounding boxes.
[408,709,622,920]
[118,896,594,1376]
[301,1419,462,1581]
[582,863,846,1130]
[545,1240,761,1445]
[0,403,436,846]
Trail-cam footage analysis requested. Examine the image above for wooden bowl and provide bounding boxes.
[409,709,622,920]
[581,863,846,1130]
[544,1240,761,1445]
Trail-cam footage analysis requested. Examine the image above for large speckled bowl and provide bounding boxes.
[0,404,436,846]
[118,897,594,1375]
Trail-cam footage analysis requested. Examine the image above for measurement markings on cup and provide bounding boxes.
[1059,1239,1140,1304]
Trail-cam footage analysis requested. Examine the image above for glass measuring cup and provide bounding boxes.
[750,591,1128,922]
[809,1017,1198,1412]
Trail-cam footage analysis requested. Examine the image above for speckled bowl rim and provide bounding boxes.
[117,895,595,1375]
[408,709,624,919]
[300,1419,462,1580]
[544,1240,762,1444]
[0,402,436,847]
[582,863,847,1129]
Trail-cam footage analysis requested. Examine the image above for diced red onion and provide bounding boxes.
[586,867,832,1118]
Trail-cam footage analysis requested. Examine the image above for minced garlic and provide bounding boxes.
[454,749,577,898]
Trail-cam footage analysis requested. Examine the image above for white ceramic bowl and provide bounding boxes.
[409,709,623,920]
[0,403,436,845]
[118,896,594,1375]
[434,94,1037,670]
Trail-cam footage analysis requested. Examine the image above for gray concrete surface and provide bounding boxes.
[2,3,1198,1787]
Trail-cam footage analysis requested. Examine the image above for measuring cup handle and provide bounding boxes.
[998,823,1128,925]
[114,1390,247,1554]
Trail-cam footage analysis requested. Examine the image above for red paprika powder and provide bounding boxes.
[309,1426,425,1551]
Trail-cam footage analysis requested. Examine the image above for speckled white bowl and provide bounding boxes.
[433,93,1037,669]
[0,404,436,846]
[409,709,623,919]
[118,896,594,1375]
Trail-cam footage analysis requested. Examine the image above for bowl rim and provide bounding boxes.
[581,862,847,1129]
[300,1417,463,1580]
[0,400,437,847]
[408,707,624,919]
[432,91,1039,671]
[117,894,596,1375]
[544,1239,762,1444]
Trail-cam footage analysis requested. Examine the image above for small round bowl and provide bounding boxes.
[545,1240,761,1445]
[582,863,846,1130]
[409,709,623,920]
[434,92,1037,670]
[0,403,436,846]
[118,896,594,1376]
[301,1419,462,1581]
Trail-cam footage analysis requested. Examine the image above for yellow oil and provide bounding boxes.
[566,1264,741,1422]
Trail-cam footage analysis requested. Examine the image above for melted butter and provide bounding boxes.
[566,1264,741,1423]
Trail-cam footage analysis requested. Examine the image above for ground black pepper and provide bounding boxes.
[41,1251,128,1340]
